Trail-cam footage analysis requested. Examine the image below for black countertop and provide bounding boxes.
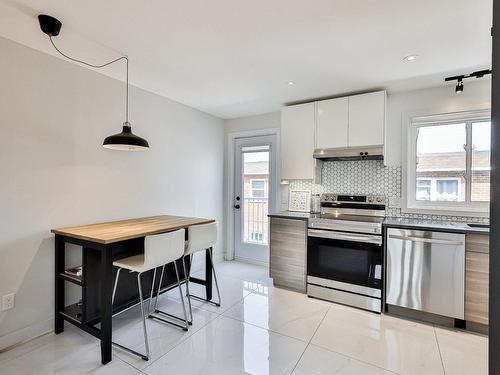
[269,211,489,234]
[268,211,318,220]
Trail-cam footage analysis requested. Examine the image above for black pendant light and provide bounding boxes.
[38,15,149,151]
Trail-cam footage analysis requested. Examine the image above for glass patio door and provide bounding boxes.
[234,135,277,264]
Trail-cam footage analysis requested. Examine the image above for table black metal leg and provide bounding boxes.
[205,248,213,301]
[100,245,113,365]
[54,235,65,334]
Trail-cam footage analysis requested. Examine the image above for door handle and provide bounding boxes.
[234,204,240,209]
[388,234,463,245]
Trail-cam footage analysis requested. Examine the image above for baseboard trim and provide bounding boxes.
[0,317,53,352]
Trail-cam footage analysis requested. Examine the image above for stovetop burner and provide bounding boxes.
[308,193,386,234]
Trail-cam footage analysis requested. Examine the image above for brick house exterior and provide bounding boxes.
[416,150,490,201]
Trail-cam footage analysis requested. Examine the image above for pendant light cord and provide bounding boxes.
[49,36,129,123]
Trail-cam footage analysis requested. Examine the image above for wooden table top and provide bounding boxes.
[51,215,215,244]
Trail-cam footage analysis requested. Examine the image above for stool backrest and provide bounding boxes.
[185,222,218,255]
[144,229,185,270]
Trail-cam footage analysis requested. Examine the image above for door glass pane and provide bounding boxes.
[243,151,269,245]
[416,123,466,202]
[471,121,491,202]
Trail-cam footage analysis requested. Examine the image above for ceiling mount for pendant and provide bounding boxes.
[38,14,149,151]
[38,15,62,37]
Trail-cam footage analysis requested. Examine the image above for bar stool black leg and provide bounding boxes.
[205,248,213,301]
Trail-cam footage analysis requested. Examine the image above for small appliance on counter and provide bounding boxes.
[307,193,386,313]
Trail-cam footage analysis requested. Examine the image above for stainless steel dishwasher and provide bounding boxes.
[386,228,465,319]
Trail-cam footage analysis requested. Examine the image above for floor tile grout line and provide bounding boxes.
[139,309,227,372]
[140,313,229,372]
[308,341,402,375]
[220,314,311,344]
[304,306,402,375]
[113,354,146,373]
[113,301,223,370]
[307,304,331,344]
[289,342,310,375]
[133,298,329,373]
[433,325,447,375]
[290,304,331,374]
[143,312,222,369]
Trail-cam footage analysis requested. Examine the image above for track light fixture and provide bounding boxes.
[445,69,491,94]
[37,14,149,151]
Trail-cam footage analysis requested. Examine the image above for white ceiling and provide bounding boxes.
[0,0,493,119]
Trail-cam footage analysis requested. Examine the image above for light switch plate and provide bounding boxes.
[2,293,15,311]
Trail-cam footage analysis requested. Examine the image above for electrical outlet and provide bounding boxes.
[2,293,15,311]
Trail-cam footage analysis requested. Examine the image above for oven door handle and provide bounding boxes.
[308,229,382,245]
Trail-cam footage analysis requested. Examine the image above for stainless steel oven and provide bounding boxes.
[306,194,385,313]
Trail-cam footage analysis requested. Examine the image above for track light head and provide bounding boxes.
[455,80,464,94]
[38,15,62,37]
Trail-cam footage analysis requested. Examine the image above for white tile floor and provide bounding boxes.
[0,260,488,375]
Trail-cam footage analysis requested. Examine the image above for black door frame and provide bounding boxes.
[491,1,500,373]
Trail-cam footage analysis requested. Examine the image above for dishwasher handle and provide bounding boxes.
[388,234,463,246]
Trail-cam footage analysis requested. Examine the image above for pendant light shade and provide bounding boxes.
[38,14,150,151]
[103,122,149,151]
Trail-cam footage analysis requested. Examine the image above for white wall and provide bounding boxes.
[0,37,224,347]
[224,112,281,134]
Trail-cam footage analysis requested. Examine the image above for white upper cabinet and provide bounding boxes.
[281,102,316,180]
[281,90,387,179]
[348,91,386,147]
[316,97,349,149]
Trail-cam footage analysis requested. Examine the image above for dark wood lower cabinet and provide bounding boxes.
[269,217,307,292]
[465,233,489,329]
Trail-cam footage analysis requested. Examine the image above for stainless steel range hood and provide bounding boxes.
[313,145,384,161]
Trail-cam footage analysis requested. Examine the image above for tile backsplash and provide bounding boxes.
[288,160,489,224]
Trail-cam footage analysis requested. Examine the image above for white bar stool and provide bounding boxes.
[182,222,221,323]
[111,229,189,361]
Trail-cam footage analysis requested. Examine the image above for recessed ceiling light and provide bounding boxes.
[287,81,295,86]
[403,55,419,62]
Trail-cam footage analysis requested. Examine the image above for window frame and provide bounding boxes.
[250,178,266,199]
[404,109,490,216]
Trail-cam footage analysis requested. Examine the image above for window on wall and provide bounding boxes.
[250,179,266,198]
[406,111,490,215]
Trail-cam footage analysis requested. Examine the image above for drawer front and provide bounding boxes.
[270,218,307,291]
[465,251,489,325]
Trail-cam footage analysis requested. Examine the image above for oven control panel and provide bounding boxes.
[321,193,386,205]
